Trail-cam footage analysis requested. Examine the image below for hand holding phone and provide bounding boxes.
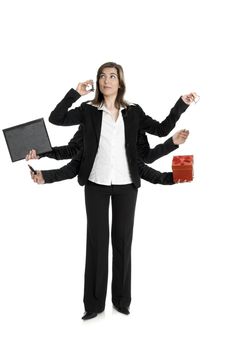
[76,80,94,95]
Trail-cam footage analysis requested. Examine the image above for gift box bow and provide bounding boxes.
[172,155,193,166]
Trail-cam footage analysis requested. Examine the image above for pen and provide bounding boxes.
[28,164,37,175]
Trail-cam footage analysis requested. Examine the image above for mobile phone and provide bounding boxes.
[193,94,200,103]
[86,83,95,92]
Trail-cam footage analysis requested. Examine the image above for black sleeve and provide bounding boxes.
[49,88,84,126]
[143,137,178,164]
[41,156,81,184]
[39,145,77,160]
[137,131,179,163]
[39,125,84,160]
[137,158,174,185]
[138,97,189,137]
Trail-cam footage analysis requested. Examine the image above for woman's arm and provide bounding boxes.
[39,144,78,160]
[137,158,175,185]
[41,126,84,160]
[138,93,197,137]
[49,89,84,126]
[49,80,93,126]
[26,125,84,161]
[30,156,82,184]
[138,129,189,164]
[137,131,178,163]
[141,137,178,164]
[26,143,78,161]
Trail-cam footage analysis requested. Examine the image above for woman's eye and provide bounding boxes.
[99,74,117,79]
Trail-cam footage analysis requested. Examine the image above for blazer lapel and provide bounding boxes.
[90,106,128,146]
[122,108,129,138]
[91,108,103,145]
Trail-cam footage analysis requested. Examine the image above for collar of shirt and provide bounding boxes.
[87,101,135,111]
[97,104,124,113]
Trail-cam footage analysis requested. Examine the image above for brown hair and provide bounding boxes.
[90,62,129,109]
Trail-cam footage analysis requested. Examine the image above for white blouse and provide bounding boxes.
[88,103,132,185]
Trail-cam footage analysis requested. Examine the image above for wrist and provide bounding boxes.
[172,136,178,145]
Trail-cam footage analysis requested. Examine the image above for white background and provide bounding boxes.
[0,0,232,349]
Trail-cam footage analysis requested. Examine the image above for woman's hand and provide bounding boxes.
[172,129,189,145]
[25,149,39,161]
[174,178,191,184]
[76,80,94,96]
[30,170,45,184]
[181,92,199,105]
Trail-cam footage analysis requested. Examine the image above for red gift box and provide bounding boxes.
[172,155,194,183]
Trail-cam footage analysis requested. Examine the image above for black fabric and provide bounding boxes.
[39,124,84,160]
[83,181,138,312]
[137,159,174,185]
[41,155,81,183]
[137,132,178,164]
[48,88,189,188]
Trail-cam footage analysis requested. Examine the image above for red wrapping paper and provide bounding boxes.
[172,155,194,183]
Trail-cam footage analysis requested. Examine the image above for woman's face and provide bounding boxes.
[98,67,120,98]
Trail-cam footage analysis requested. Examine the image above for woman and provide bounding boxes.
[47,61,197,320]
[26,127,189,184]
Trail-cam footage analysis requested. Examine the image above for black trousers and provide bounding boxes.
[83,180,138,313]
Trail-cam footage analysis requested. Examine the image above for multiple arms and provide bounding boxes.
[29,84,196,185]
[26,125,84,184]
[28,129,190,185]
[136,129,190,185]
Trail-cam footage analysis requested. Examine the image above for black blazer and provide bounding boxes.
[40,125,179,185]
[49,88,189,188]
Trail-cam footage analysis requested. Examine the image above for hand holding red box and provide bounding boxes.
[172,155,194,183]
